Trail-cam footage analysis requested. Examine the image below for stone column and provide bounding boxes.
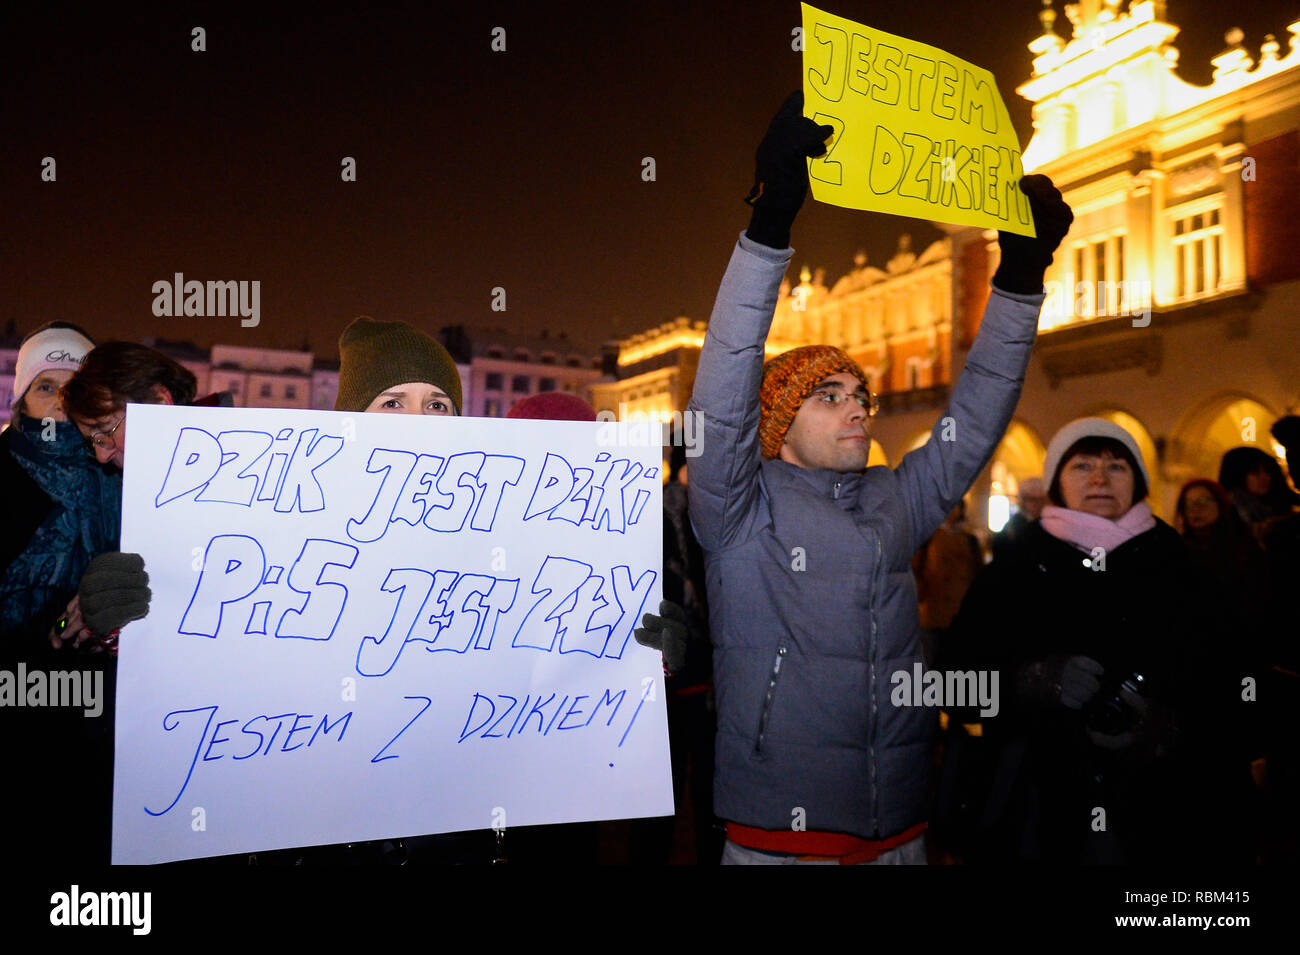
[1217,141,1248,292]
[1125,159,1160,309]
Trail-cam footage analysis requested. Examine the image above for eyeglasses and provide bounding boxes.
[87,414,124,451]
[809,389,881,418]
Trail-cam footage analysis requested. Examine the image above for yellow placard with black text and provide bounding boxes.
[801,3,1035,236]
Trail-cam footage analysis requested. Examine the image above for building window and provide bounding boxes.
[1116,234,1126,311]
[259,383,272,398]
[1069,231,1127,317]
[484,398,502,417]
[511,375,531,394]
[485,372,503,391]
[539,377,557,392]
[285,384,297,400]
[906,359,922,390]
[1172,207,1222,300]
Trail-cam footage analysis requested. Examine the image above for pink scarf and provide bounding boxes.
[1039,501,1156,554]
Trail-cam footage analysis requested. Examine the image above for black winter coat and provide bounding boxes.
[1,428,117,865]
[938,517,1257,865]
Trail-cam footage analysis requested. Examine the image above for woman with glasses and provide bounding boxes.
[48,341,211,651]
[936,418,1257,865]
[62,340,202,472]
[6,341,225,865]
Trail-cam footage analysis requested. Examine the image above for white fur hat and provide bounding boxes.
[13,324,94,410]
[1042,417,1150,491]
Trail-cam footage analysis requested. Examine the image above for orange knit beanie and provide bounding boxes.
[758,345,869,459]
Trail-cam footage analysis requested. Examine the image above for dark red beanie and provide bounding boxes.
[506,391,598,422]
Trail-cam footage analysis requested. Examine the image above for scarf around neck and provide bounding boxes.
[1,416,122,632]
[1039,500,1156,555]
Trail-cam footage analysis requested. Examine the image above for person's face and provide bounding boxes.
[1245,466,1272,497]
[20,369,74,422]
[76,408,127,469]
[1182,485,1220,530]
[1019,489,1046,520]
[778,373,873,473]
[73,384,174,470]
[1058,450,1136,519]
[364,382,456,416]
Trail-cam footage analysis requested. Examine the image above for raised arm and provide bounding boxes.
[896,176,1073,553]
[687,93,831,552]
[687,238,791,552]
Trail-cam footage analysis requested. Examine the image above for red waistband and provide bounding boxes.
[726,820,927,864]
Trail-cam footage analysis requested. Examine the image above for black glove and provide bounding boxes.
[991,173,1074,295]
[1086,687,1179,760]
[744,91,834,250]
[634,600,689,675]
[78,551,151,636]
[1017,654,1103,710]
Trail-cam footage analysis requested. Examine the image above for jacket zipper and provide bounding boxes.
[754,644,787,756]
[834,476,882,833]
[868,531,882,834]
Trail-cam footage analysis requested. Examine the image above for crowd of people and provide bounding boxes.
[929,418,1299,864]
[3,92,1295,866]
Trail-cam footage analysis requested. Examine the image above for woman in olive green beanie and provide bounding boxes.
[334,316,463,415]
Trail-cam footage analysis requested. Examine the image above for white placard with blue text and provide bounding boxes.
[113,403,671,863]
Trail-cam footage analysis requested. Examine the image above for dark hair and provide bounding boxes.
[61,341,197,421]
[1272,415,1300,454]
[1217,446,1298,508]
[1273,415,1300,485]
[1047,435,1148,506]
[1175,479,1234,531]
[668,443,688,483]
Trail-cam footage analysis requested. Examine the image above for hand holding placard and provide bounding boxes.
[744,91,835,249]
[800,3,1036,237]
[993,174,1074,294]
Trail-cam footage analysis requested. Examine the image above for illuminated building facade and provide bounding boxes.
[1001,0,1300,520]
[597,0,1300,525]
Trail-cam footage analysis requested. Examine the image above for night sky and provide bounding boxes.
[4,0,1297,359]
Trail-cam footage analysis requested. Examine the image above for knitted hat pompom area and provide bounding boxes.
[334,316,462,413]
[758,345,870,460]
[506,392,597,422]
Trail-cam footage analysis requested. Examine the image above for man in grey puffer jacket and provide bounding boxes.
[688,93,1073,864]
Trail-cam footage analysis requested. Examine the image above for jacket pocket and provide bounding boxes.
[753,644,788,758]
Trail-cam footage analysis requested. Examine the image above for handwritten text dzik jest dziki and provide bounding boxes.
[153,426,659,669]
